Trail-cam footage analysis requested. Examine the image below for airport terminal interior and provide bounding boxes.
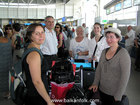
[0,0,140,105]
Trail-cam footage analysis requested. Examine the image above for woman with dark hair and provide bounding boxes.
[89,22,109,68]
[55,23,65,58]
[23,23,54,105]
[89,28,130,105]
[4,24,13,39]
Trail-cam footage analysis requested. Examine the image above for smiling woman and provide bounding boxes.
[69,26,90,60]
[89,27,131,105]
[22,23,55,105]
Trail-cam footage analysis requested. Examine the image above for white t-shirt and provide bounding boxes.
[89,36,109,62]
[125,29,135,46]
[69,37,90,60]
[41,27,58,55]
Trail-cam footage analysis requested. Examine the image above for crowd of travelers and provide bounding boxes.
[0,15,139,105]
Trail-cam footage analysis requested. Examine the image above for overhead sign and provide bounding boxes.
[134,0,140,5]
[102,20,108,23]
[115,3,122,11]
[123,0,132,8]
[62,17,66,22]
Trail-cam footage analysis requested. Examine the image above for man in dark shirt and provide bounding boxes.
[134,33,140,71]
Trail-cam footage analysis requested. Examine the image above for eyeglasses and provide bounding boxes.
[106,36,116,39]
[55,27,60,29]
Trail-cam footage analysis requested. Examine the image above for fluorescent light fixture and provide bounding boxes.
[0,3,56,8]
[46,4,56,8]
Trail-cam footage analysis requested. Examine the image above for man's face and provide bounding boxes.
[82,23,86,28]
[45,17,54,30]
[127,26,131,32]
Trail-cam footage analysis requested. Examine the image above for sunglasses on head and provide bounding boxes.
[5,27,12,30]
[55,27,60,28]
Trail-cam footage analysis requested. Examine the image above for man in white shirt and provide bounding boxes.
[125,25,135,54]
[0,26,4,37]
[82,23,89,37]
[41,16,58,70]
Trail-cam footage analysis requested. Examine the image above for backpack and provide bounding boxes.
[15,35,24,50]
[51,59,74,84]
[10,47,43,105]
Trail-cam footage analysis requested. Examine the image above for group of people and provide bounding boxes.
[0,15,138,105]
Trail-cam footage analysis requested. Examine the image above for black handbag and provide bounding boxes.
[121,95,129,105]
[13,82,28,105]
[113,95,129,105]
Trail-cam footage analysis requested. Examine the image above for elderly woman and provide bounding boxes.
[88,22,109,67]
[22,23,54,105]
[89,27,130,105]
[69,26,89,60]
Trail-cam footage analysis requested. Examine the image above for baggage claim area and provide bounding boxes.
[0,0,140,105]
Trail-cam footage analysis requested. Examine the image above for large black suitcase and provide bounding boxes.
[83,68,95,89]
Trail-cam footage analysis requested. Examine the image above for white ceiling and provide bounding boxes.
[0,0,70,5]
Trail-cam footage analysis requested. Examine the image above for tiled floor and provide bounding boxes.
[125,58,140,105]
[0,59,140,105]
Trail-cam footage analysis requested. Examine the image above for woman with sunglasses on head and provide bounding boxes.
[23,23,55,105]
[89,28,130,105]
[55,23,65,58]
[4,24,13,39]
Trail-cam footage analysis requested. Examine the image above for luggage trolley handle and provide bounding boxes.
[79,65,83,88]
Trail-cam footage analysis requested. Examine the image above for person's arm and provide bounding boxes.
[114,49,131,101]
[69,39,74,58]
[69,51,73,58]
[78,38,89,56]
[78,51,89,56]
[134,39,139,48]
[11,35,16,48]
[27,51,54,105]
[57,33,63,48]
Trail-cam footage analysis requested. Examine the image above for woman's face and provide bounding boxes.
[106,32,119,47]
[76,27,84,37]
[94,24,101,35]
[31,26,45,45]
[55,25,60,32]
[6,27,12,34]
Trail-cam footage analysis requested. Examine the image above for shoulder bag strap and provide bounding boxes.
[92,36,103,58]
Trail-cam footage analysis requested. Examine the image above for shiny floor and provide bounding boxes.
[125,58,140,105]
[0,58,140,105]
